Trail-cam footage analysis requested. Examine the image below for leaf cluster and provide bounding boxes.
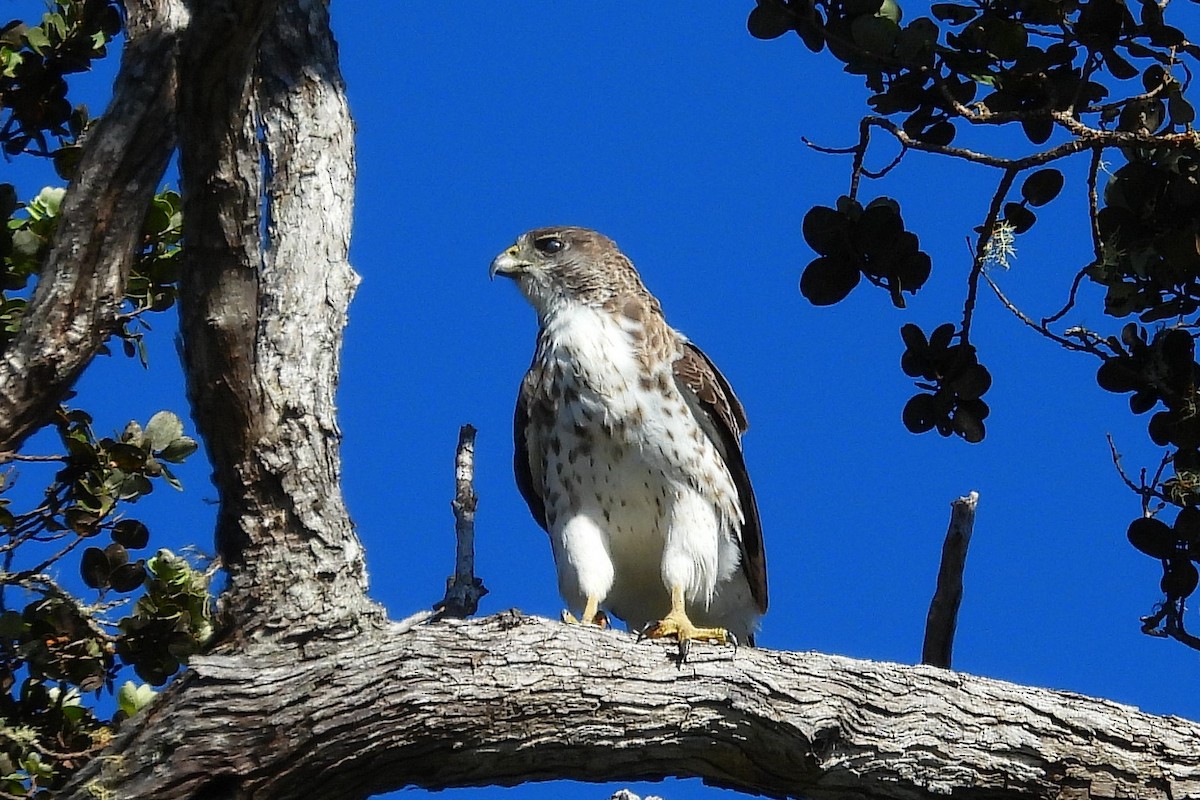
[1091,147,1200,321]
[1,183,183,360]
[801,195,932,308]
[900,322,992,442]
[750,0,1200,644]
[0,0,120,161]
[0,411,211,793]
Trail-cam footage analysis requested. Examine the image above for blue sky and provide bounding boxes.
[8,3,1200,799]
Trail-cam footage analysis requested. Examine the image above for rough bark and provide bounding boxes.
[59,613,1200,800]
[177,0,380,643]
[0,0,183,453]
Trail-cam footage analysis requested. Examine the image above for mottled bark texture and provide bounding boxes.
[0,0,184,453]
[176,0,378,644]
[19,2,1200,799]
[58,613,1200,800]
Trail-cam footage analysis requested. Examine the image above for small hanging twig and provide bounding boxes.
[922,491,979,668]
[433,424,488,619]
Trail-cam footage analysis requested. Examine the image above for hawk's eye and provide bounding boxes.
[534,236,564,255]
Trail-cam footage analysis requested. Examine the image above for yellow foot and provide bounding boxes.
[561,595,609,627]
[638,609,731,646]
[637,587,738,661]
[560,608,609,627]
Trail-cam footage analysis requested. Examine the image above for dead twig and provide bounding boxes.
[922,491,979,668]
[433,424,488,619]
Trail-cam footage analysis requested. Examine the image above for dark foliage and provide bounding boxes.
[750,0,1200,645]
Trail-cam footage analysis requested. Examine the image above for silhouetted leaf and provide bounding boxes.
[931,3,976,23]
[1097,359,1140,394]
[1175,507,1200,545]
[112,520,150,549]
[1021,169,1064,206]
[902,393,938,433]
[1021,117,1053,144]
[951,363,992,400]
[1101,49,1138,80]
[1162,559,1199,599]
[109,562,147,593]
[802,205,849,255]
[1128,516,1176,558]
[952,403,986,442]
[800,256,861,305]
[1003,202,1036,233]
[929,322,956,352]
[747,3,792,39]
[81,547,109,589]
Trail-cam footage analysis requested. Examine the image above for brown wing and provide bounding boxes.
[513,358,549,533]
[673,342,768,614]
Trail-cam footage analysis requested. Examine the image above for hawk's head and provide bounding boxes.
[490,227,646,318]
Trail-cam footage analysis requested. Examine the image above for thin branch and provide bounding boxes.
[1042,146,1104,327]
[1041,263,1093,326]
[983,271,1108,354]
[922,491,979,668]
[0,452,67,464]
[1106,434,1172,510]
[863,115,1199,171]
[850,117,871,199]
[962,168,1019,341]
[1087,144,1106,244]
[434,424,487,619]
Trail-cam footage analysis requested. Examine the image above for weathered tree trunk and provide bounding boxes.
[176,0,380,643]
[40,2,1200,800]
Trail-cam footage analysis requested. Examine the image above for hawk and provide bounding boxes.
[490,226,767,648]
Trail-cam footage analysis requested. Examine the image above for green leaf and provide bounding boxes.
[159,436,198,464]
[22,25,49,51]
[144,411,184,451]
[117,681,156,717]
[851,14,900,53]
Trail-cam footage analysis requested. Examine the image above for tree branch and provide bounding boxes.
[58,613,1200,800]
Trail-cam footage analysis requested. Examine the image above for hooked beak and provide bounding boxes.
[489,245,528,281]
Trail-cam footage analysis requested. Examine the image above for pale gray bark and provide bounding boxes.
[177,0,381,642]
[0,0,184,453]
[58,613,1200,800]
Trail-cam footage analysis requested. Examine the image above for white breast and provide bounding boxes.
[535,303,744,628]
